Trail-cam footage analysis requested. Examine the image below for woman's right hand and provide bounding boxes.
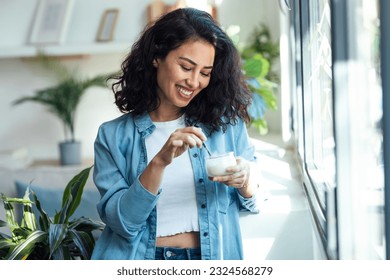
[154,126,207,166]
[140,126,206,194]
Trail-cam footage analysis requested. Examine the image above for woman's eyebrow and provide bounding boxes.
[178,57,213,69]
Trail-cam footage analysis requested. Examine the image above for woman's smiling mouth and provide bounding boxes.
[177,85,194,96]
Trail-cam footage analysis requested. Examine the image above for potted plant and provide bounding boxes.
[13,54,111,165]
[0,166,104,260]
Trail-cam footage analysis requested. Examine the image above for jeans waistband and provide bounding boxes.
[155,246,201,260]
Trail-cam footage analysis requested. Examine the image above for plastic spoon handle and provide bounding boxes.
[202,142,212,156]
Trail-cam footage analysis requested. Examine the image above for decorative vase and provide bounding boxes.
[59,141,81,165]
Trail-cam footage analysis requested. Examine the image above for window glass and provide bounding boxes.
[304,0,335,210]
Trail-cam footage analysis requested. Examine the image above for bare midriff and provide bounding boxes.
[156,231,200,248]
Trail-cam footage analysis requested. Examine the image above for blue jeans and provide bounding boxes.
[155,247,201,260]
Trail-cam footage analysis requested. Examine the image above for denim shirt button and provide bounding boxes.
[193,153,198,158]
[203,232,209,237]
[201,204,206,208]
[198,178,204,183]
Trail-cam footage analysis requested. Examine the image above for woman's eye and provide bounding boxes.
[181,65,191,71]
[201,72,211,77]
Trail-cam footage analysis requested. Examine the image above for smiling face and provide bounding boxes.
[151,39,215,121]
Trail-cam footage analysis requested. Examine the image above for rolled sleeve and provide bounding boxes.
[237,192,259,213]
[119,177,161,229]
[94,121,159,238]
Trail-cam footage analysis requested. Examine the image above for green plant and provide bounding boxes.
[13,54,110,142]
[0,166,104,260]
[241,23,280,83]
[243,53,278,134]
[227,24,279,134]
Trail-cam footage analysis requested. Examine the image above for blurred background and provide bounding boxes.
[1,0,389,260]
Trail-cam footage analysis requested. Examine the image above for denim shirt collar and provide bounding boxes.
[134,113,155,136]
[133,112,212,136]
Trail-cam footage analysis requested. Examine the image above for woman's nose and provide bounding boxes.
[186,72,200,89]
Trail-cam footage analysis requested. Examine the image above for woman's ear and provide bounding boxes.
[152,59,158,68]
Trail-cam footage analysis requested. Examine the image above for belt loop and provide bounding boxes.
[186,248,191,260]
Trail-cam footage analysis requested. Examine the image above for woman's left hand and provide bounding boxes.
[210,157,250,188]
[210,157,254,198]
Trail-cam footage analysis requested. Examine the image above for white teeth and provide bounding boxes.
[177,86,193,96]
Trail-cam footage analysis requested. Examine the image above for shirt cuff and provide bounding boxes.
[237,191,259,213]
[119,176,161,226]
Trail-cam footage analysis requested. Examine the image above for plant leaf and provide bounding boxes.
[259,87,278,110]
[243,54,270,78]
[12,227,31,240]
[69,217,105,232]
[1,194,18,233]
[48,223,68,258]
[7,230,47,260]
[252,118,269,135]
[68,229,94,260]
[55,166,93,224]
[32,191,52,231]
[0,238,14,250]
[20,188,37,231]
[50,244,68,260]
[0,239,14,260]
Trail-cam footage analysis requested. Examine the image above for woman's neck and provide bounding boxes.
[149,109,183,122]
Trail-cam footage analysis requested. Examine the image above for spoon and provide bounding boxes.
[191,122,212,156]
[202,142,212,156]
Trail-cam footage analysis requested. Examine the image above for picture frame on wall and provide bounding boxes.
[96,9,119,42]
[29,0,74,45]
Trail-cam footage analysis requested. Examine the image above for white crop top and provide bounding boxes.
[145,115,200,237]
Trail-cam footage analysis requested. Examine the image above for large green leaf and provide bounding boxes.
[12,227,31,240]
[252,118,269,135]
[20,188,37,231]
[243,53,270,78]
[48,223,68,258]
[54,196,72,226]
[50,244,68,260]
[259,88,278,110]
[7,230,47,260]
[55,166,93,224]
[68,229,94,260]
[32,191,52,232]
[0,239,14,260]
[0,238,14,250]
[1,194,18,232]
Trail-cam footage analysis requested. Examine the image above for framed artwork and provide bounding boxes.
[29,0,74,45]
[96,9,119,42]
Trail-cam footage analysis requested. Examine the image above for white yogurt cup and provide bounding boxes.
[206,152,237,177]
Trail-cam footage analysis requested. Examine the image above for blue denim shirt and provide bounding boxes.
[91,113,259,260]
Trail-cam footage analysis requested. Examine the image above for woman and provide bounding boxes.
[92,7,259,260]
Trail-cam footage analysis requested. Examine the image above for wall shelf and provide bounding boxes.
[0,42,131,59]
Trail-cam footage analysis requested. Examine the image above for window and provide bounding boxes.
[290,0,385,259]
[291,0,336,258]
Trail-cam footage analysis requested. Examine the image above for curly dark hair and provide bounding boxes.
[111,7,251,133]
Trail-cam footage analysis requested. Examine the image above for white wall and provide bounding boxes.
[219,0,280,45]
[0,0,281,162]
